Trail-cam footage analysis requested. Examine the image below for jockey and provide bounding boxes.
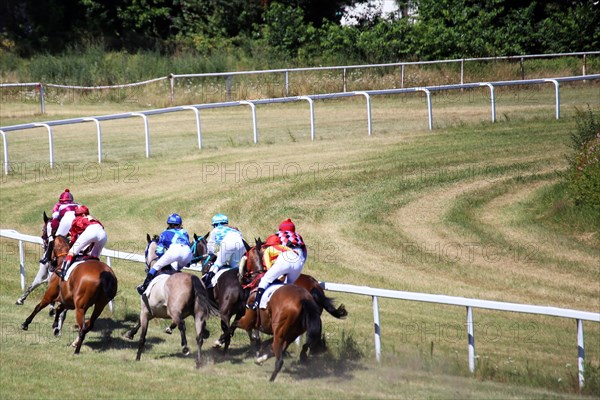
[58,205,107,279]
[51,188,79,237]
[137,213,192,295]
[202,213,245,287]
[40,188,79,263]
[248,219,307,310]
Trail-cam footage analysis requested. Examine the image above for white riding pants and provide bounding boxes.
[71,224,107,258]
[209,231,245,274]
[258,250,305,290]
[154,243,192,272]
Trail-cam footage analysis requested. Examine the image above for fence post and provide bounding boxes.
[169,74,175,104]
[182,106,202,150]
[343,68,347,93]
[83,118,102,163]
[355,92,373,136]
[298,96,315,141]
[520,57,525,80]
[417,88,433,130]
[131,113,150,158]
[544,79,560,120]
[467,306,476,373]
[38,83,45,114]
[480,83,496,123]
[582,54,587,76]
[401,64,405,88]
[373,295,381,363]
[240,101,258,144]
[34,124,54,168]
[460,59,464,86]
[285,71,289,97]
[19,240,26,290]
[577,319,585,389]
[1,130,8,175]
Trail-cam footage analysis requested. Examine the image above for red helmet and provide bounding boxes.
[264,234,281,247]
[75,205,89,216]
[278,218,295,232]
[59,189,73,203]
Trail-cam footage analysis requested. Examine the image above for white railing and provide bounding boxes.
[1,228,598,388]
[1,74,598,175]
[1,51,598,111]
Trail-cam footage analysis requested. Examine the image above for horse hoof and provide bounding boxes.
[21,323,28,331]
[49,308,55,317]
[255,354,268,365]
[182,347,190,356]
[15,298,24,305]
[213,339,223,348]
[71,340,79,348]
[53,328,61,337]
[165,327,173,335]
[124,331,134,340]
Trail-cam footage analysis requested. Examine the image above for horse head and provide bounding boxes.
[144,234,159,272]
[49,235,70,272]
[190,232,212,272]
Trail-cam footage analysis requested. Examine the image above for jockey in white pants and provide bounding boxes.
[249,219,307,310]
[137,213,192,295]
[202,213,245,287]
[59,205,107,279]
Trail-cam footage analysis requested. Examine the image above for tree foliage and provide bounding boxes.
[1,0,598,61]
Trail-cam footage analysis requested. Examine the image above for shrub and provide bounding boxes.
[566,107,600,210]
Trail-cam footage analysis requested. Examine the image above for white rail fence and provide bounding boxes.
[1,228,598,388]
[1,74,598,175]
[1,51,598,112]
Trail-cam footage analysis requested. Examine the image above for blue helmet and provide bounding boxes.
[167,213,183,225]
[211,213,228,227]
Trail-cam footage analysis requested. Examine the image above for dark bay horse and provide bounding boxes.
[242,239,347,319]
[16,212,54,307]
[125,235,214,368]
[190,233,248,352]
[236,284,326,381]
[21,235,118,354]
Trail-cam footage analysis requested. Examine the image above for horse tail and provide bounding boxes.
[310,287,348,319]
[301,299,325,354]
[100,270,118,301]
[191,275,218,318]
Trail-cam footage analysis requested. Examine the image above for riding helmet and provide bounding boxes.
[278,218,295,232]
[211,213,229,227]
[59,188,74,203]
[75,205,89,216]
[167,213,183,225]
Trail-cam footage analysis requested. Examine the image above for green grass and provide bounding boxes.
[0,83,599,399]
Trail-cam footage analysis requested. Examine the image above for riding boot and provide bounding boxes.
[136,272,155,295]
[201,271,215,287]
[57,254,73,280]
[248,288,265,310]
[39,238,54,264]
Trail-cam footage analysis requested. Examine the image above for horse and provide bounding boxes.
[21,234,118,354]
[15,212,53,307]
[241,238,348,319]
[124,234,215,368]
[235,283,326,381]
[190,233,249,352]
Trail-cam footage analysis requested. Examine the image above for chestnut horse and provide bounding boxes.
[236,284,325,381]
[189,233,248,352]
[21,235,118,354]
[241,239,347,319]
[124,234,214,368]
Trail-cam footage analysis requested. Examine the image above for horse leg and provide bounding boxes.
[165,322,177,334]
[269,336,287,382]
[72,307,87,354]
[125,319,141,340]
[83,298,109,335]
[16,264,49,305]
[174,317,189,356]
[51,304,67,336]
[21,283,59,330]
[136,312,150,361]
[193,312,207,369]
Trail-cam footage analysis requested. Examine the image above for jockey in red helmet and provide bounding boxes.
[40,189,79,264]
[57,205,107,280]
[248,219,307,310]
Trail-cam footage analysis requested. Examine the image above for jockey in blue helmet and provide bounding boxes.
[137,213,192,295]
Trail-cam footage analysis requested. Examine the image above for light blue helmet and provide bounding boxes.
[211,213,228,227]
[167,213,183,225]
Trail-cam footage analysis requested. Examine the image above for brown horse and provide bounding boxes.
[189,233,247,352]
[21,235,118,354]
[236,284,325,381]
[241,239,347,319]
[124,234,215,368]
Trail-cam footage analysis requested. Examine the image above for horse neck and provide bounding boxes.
[53,236,70,257]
